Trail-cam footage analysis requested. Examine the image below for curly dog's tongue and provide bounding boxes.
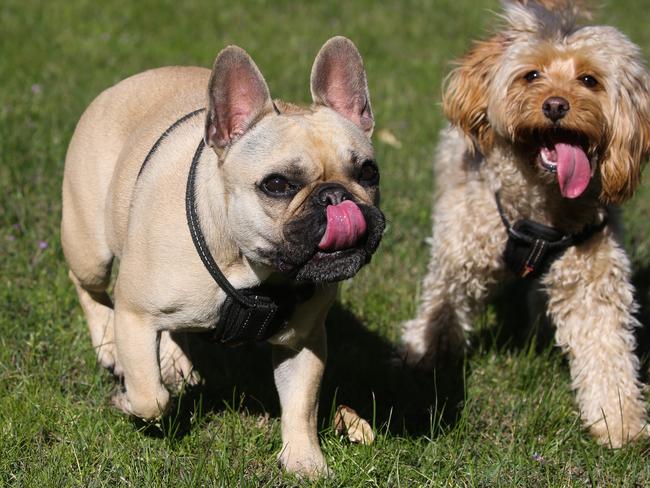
[318,200,367,251]
[555,143,591,199]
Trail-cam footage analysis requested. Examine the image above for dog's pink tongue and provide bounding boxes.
[556,143,591,199]
[318,200,367,251]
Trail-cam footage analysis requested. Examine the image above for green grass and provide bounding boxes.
[2,0,650,485]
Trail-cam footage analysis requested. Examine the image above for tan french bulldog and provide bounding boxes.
[61,37,384,477]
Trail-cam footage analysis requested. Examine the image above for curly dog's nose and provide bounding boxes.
[542,96,570,122]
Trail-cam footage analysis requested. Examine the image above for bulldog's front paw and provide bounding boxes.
[278,443,329,478]
[110,385,170,420]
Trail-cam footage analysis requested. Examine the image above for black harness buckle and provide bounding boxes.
[504,219,568,278]
[495,192,607,279]
[208,284,314,345]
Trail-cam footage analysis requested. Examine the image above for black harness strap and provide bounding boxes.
[185,140,255,307]
[137,108,206,179]
[185,139,316,344]
[137,110,313,346]
[495,192,608,278]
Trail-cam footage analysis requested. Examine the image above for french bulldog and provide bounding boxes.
[61,36,385,477]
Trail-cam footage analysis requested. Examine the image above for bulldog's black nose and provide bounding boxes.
[542,96,570,122]
[315,183,352,206]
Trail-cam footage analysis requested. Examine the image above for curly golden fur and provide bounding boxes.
[402,0,650,447]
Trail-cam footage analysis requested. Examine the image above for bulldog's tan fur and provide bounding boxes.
[61,37,383,477]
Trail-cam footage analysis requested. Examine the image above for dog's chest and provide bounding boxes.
[135,256,266,334]
[148,284,226,332]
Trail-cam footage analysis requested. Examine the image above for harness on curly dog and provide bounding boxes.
[137,110,314,346]
[495,192,608,279]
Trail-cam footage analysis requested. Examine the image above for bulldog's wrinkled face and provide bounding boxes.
[221,104,385,282]
[204,38,384,283]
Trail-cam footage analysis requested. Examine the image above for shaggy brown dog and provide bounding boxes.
[401,0,650,447]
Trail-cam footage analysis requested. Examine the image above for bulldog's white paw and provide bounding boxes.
[278,443,329,478]
[111,386,170,420]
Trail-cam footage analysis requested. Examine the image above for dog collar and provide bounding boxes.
[137,110,314,346]
[185,139,315,345]
[495,192,608,278]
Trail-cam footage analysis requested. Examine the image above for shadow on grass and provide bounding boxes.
[632,264,650,383]
[138,302,462,441]
[139,267,650,442]
[480,270,650,377]
[479,280,555,354]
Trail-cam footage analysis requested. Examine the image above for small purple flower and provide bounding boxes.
[532,452,544,463]
[7,235,15,241]
[38,240,48,250]
[31,84,42,94]
[13,223,20,230]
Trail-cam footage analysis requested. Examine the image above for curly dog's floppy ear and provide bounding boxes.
[443,35,508,154]
[600,69,650,204]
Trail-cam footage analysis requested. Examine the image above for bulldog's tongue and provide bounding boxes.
[318,200,367,251]
[555,142,591,199]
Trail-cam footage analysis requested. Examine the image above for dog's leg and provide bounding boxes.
[111,304,170,419]
[272,289,334,478]
[273,326,327,477]
[67,270,118,374]
[62,189,118,373]
[401,184,503,371]
[545,232,648,447]
[401,264,468,371]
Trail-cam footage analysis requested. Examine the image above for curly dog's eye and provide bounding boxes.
[579,75,599,88]
[524,70,540,83]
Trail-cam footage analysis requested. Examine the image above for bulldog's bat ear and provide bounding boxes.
[310,36,374,137]
[205,46,273,152]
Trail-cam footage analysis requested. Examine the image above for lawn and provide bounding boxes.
[2,0,650,486]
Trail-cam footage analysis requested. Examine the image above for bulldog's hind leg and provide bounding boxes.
[68,270,118,374]
[112,303,170,419]
[62,210,118,373]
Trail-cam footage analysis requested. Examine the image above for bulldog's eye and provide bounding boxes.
[261,174,298,196]
[579,74,599,88]
[358,160,380,186]
[524,70,540,83]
